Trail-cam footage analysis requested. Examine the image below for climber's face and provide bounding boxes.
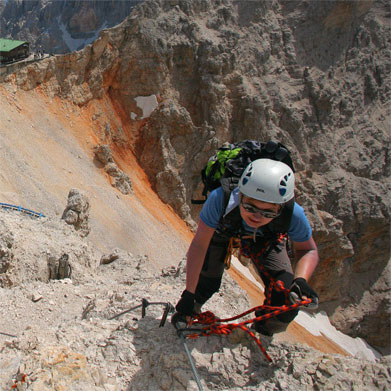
[239,195,281,228]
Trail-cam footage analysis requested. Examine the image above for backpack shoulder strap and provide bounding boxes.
[264,198,295,234]
[213,188,242,239]
[219,177,239,196]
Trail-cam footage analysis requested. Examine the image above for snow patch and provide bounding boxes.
[295,310,381,361]
[134,95,158,119]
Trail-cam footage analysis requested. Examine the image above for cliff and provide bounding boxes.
[0,0,389,359]
[0,0,141,53]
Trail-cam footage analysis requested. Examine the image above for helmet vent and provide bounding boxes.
[279,175,289,196]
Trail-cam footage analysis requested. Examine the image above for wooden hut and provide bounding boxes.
[0,39,30,64]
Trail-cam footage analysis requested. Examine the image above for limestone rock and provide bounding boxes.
[94,144,133,195]
[94,144,114,165]
[0,230,14,275]
[1,0,390,353]
[62,188,91,237]
[0,209,97,287]
[0,0,137,54]
[0,207,390,390]
[127,0,390,348]
[100,249,121,265]
[48,253,72,280]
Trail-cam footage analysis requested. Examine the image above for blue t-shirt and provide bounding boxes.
[200,187,312,242]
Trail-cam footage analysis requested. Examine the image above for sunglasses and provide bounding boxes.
[240,200,281,219]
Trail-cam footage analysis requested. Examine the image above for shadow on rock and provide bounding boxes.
[126,317,276,391]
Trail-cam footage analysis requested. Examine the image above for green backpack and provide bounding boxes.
[192,140,294,204]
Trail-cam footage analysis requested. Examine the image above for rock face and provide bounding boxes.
[61,188,91,237]
[2,0,390,349]
[0,210,97,288]
[94,144,133,195]
[0,0,141,54]
[0,208,390,390]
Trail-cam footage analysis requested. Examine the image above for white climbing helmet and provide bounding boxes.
[238,159,295,204]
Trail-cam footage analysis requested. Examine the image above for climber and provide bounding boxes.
[175,158,319,336]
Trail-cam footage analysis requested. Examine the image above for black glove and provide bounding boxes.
[289,278,319,309]
[175,290,195,316]
[171,311,188,328]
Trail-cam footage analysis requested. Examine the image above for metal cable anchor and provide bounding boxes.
[109,298,174,327]
[0,330,17,338]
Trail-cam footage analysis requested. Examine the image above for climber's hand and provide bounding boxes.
[175,290,195,317]
[289,278,319,309]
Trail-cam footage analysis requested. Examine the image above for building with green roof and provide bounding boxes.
[0,38,30,64]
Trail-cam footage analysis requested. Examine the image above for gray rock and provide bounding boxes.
[0,0,390,384]
[0,206,390,391]
[94,144,114,165]
[94,145,133,195]
[61,188,91,237]
[100,251,120,265]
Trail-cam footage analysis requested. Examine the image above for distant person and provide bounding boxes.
[174,158,319,335]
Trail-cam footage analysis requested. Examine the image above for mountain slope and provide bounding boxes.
[0,0,389,368]
[0,208,389,390]
[0,84,192,265]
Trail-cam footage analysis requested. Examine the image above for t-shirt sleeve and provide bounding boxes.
[199,187,225,229]
[288,203,313,242]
